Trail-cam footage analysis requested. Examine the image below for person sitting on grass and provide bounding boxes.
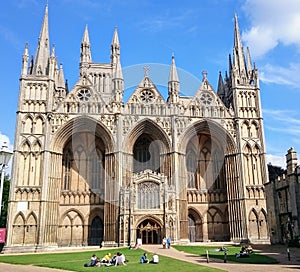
[149,253,159,264]
[84,254,98,267]
[140,252,149,263]
[246,245,253,254]
[115,252,127,266]
[101,252,112,263]
[235,246,249,258]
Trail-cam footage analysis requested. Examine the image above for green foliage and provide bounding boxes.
[173,245,278,264]
[0,248,225,272]
[0,176,10,228]
[288,236,300,248]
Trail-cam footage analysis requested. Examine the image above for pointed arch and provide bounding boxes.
[250,121,258,138]
[188,208,203,242]
[241,120,249,138]
[258,209,268,239]
[34,115,45,134]
[23,115,33,134]
[248,209,259,240]
[124,118,171,182]
[58,209,85,246]
[24,212,38,244]
[124,118,171,154]
[12,212,26,245]
[50,116,115,153]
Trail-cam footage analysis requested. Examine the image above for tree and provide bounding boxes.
[0,174,10,228]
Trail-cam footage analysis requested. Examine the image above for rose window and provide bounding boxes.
[200,93,213,105]
[140,89,154,103]
[77,89,91,101]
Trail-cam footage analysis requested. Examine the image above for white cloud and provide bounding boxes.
[266,154,286,168]
[242,0,300,58]
[260,63,300,87]
[139,9,196,33]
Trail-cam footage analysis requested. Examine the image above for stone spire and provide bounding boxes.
[232,13,248,83]
[111,27,120,66]
[167,55,179,104]
[246,46,253,73]
[80,25,92,63]
[21,43,29,76]
[33,4,50,75]
[217,71,225,99]
[57,64,65,89]
[111,28,123,103]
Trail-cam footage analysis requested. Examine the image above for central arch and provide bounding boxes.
[136,218,162,244]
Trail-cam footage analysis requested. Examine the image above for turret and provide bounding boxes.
[167,55,179,104]
[111,28,123,103]
[33,4,50,76]
[111,27,120,67]
[80,25,92,64]
[21,43,29,76]
[48,44,57,80]
[286,147,298,176]
[217,71,225,101]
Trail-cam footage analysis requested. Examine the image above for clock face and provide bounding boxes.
[77,89,91,101]
[140,89,154,103]
[199,93,213,105]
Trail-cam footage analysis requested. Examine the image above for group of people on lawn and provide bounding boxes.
[235,244,253,258]
[85,252,127,267]
[85,251,159,267]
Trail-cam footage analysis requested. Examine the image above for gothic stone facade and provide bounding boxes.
[4,6,270,252]
[265,148,300,244]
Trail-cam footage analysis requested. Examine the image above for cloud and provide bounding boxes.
[0,25,23,51]
[242,0,300,58]
[260,63,300,87]
[139,9,196,33]
[266,154,286,168]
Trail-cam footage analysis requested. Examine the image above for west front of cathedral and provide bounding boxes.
[4,6,270,252]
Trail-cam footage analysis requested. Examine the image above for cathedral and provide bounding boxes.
[4,5,270,252]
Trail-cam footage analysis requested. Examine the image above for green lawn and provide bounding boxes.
[173,245,278,264]
[0,248,225,272]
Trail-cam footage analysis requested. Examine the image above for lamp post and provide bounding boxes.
[0,142,13,217]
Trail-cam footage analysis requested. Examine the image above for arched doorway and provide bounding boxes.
[136,219,162,244]
[88,216,104,246]
[188,209,203,242]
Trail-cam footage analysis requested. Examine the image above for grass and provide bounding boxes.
[173,245,278,264]
[0,247,225,272]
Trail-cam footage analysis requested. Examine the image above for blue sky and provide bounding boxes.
[1,0,300,169]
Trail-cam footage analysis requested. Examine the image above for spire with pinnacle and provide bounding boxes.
[111,27,123,103]
[217,71,225,98]
[33,4,50,75]
[111,27,120,66]
[21,43,29,76]
[232,13,248,83]
[57,64,65,89]
[167,55,180,104]
[80,25,92,63]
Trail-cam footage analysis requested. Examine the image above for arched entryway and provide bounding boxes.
[88,216,104,246]
[136,218,162,244]
[188,209,203,242]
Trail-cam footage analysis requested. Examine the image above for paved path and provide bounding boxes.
[0,244,300,272]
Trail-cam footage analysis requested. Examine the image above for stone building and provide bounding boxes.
[265,148,300,244]
[4,5,270,252]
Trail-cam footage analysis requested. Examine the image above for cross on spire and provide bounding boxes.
[143,65,149,77]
